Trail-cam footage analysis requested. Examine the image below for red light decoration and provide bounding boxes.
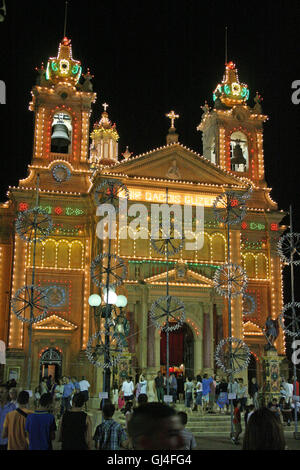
[270,223,278,231]
[18,202,29,212]
[241,222,248,230]
[54,206,63,215]
[230,198,238,207]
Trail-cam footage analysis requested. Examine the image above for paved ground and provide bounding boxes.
[52,407,300,451]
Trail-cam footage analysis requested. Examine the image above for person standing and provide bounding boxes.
[8,388,18,408]
[79,376,90,411]
[232,401,242,445]
[184,377,194,410]
[228,377,239,407]
[60,377,75,416]
[237,378,247,412]
[154,371,164,403]
[147,375,157,402]
[195,376,203,412]
[121,377,134,403]
[93,403,128,450]
[169,373,178,404]
[2,391,33,450]
[139,374,147,396]
[58,392,92,450]
[25,393,57,450]
[209,376,216,413]
[217,377,229,413]
[202,374,213,413]
[249,377,259,409]
[54,379,64,418]
[0,384,16,450]
[39,377,48,396]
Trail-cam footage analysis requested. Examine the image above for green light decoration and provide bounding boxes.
[224,84,231,95]
[72,64,79,74]
[51,61,59,72]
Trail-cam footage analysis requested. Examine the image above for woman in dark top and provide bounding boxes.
[58,392,92,450]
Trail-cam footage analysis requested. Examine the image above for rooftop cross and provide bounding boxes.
[102,102,109,112]
[166,110,179,129]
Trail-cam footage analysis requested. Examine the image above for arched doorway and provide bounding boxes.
[160,323,194,377]
[39,348,62,383]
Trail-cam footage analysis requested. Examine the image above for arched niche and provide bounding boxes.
[57,240,69,268]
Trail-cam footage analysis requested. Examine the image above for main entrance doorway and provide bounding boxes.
[39,348,62,382]
[160,323,194,377]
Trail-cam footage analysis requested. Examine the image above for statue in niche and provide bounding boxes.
[166,159,181,180]
[264,316,279,351]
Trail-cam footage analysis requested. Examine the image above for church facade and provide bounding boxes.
[0,38,286,394]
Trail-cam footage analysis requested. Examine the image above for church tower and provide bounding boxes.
[197,61,267,186]
[29,37,96,170]
[89,104,120,167]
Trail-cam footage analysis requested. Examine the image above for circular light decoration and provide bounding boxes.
[91,253,127,289]
[215,337,251,374]
[213,263,247,298]
[150,295,185,332]
[94,179,129,212]
[242,293,256,316]
[213,191,247,226]
[11,285,49,324]
[279,302,300,338]
[45,285,66,309]
[86,330,123,368]
[151,222,184,256]
[51,164,71,183]
[15,207,53,243]
[277,233,300,266]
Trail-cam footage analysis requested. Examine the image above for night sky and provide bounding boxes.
[0,1,300,359]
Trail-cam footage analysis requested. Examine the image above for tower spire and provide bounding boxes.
[64,1,68,37]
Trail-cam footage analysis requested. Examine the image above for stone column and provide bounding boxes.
[230,229,243,339]
[203,305,211,371]
[194,303,204,374]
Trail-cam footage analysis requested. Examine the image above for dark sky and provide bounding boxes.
[0,1,299,319]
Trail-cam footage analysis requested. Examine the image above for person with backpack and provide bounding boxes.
[2,391,33,450]
[93,403,128,450]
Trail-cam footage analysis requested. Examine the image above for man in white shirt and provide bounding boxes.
[79,376,90,411]
[122,377,134,402]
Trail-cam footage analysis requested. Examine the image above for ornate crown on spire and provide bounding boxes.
[45,37,82,86]
[91,104,119,141]
[213,61,249,107]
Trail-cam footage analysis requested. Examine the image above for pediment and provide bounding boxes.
[243,320,263,336]
[144,265,214,287]
[33,314,78,331]
[109,143,248,188]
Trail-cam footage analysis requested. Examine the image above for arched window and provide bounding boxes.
[230,131,248,172]
[70,241,83,269]
[256,254,268,279]
[43,239,56,267]
[51,112,72,154]
[196,233,210,262]
[243,253,255,278]
[211,234,226,262]
[57,240,69,268]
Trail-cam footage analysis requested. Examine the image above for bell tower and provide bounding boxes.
[197,61,267,186]
[29,37,96,169]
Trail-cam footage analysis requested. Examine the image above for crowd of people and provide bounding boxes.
[0,372,298,451]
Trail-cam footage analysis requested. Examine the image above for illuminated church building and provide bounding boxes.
[0,38,286,393]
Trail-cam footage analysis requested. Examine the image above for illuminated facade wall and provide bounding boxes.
[0,42,285,392]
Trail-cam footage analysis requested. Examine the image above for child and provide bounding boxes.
[177,411,197,450]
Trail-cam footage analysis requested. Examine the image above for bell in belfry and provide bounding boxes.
[231,142,246,166]
[51,123,71,149]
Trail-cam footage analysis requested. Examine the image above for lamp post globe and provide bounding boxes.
[115,295,128,308]
[102,288,117,305]
[88,294,101,307]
